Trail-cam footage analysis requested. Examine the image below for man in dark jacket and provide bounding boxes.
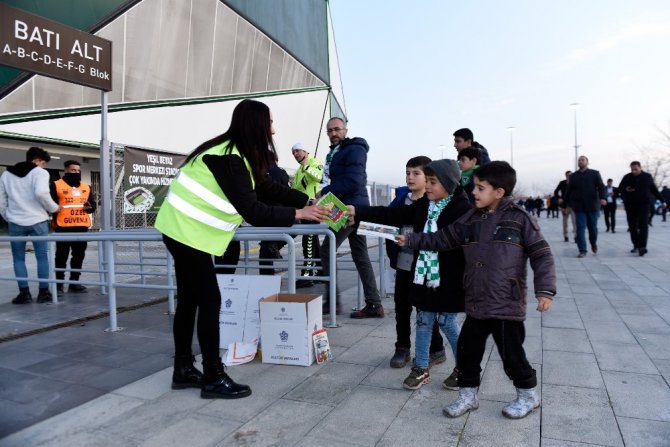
[618,161,667,256]
[318,117,383,318]
[565,156,607,258]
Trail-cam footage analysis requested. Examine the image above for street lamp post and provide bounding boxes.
[439,144,446,159]
[570,102,580,170]
[506,127,516,167]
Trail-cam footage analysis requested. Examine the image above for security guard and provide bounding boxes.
[50,160,96,294]
[291,142,324,287]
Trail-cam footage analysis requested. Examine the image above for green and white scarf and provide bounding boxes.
[414,196,452,288]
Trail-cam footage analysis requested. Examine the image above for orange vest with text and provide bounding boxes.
[54,179,92,228]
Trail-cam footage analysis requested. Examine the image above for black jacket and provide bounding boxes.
[566,169,606,212]
[618,172,664,210]
[203,155,307,227]
[356,190,472,312]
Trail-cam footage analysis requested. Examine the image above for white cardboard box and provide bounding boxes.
[260,293,323,366]
[218,275,281,347]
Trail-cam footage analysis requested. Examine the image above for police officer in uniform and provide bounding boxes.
[50,160,96,295]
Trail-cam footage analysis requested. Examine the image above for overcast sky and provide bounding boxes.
[329,0,670,194]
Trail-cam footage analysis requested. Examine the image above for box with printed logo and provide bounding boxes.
[259,293,323,366]
[218,275,281,348]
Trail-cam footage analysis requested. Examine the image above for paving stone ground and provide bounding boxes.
[0,210,669,446]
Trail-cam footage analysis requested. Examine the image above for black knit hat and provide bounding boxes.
[426,159,461,195]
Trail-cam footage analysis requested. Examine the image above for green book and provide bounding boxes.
[316,192,349,231]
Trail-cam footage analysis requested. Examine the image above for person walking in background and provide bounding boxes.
[0,147,60,304]
[661,186,670,222]
[50,160,96,295]
[555,171,576,242]
[565,156,607,258]
[155,99,327,399]
[453,128,491,164]
[291,142,324,288]
[318,117,384,318]
[398,161,556,420]
[603,178,618,233]
[618,161,667,256]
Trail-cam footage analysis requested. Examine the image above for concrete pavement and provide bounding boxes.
[1,211,669,446]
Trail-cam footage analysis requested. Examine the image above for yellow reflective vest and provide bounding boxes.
[155,142,254,256]
[292,154,323,199]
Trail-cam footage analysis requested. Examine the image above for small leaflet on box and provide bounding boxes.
[312,328,332,364]
[357,221,400,241]
[316,192,348,231]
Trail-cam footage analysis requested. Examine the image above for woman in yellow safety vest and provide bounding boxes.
[155,99,327,399]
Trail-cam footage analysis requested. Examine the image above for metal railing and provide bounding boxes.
[0,224,345,330]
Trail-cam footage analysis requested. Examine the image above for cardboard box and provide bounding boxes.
[260,293,323,366]
[218,275,281,347]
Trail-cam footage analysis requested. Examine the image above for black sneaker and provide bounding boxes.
[638,248,648,256]
[12,289,32,304]
[630,247,638,253]
[350,304,384,319]
[390,347,410,368]
[591,244,598,254]
[443,368,460,390]
[68,284,88,293]
[403,367,430,390]
[36,289,52,303]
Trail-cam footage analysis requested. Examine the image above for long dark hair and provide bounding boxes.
[184,99,277,181]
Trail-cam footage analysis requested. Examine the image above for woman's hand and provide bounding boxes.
[395,234,408,247]
[296,205,329,222]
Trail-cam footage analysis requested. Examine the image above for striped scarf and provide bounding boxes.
[414,196,452,288]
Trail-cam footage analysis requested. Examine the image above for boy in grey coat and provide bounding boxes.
[397,161,556,419]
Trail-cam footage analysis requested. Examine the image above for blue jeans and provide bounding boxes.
[415,310,460,369]
[9,221,50,289]
[574,210,600,253]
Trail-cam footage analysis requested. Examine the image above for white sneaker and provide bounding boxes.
[443,387,479,418]
[502,387,540,419]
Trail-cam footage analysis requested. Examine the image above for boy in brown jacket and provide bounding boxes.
[397,161,556,419]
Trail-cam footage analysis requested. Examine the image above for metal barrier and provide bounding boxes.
[0,224,341,330]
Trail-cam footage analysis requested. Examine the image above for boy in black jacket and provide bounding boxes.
[348,159,471,391]
[398,161,556,419]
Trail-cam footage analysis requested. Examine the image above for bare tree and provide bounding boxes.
[638,124,670,186]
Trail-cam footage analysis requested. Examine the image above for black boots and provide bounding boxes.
[171,355,204,390]
[201,362,252,399]
[12,288,32,304]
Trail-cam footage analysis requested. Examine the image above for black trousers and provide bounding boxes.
[164,235,221,368]
[394,269,444,352]
[457,316,536,389]
[604,203,617,230]
[214,240,240,274]
[259,240,287,275]
[626,206,650,249]
[54,229,88,281]
[300,220,321,276]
